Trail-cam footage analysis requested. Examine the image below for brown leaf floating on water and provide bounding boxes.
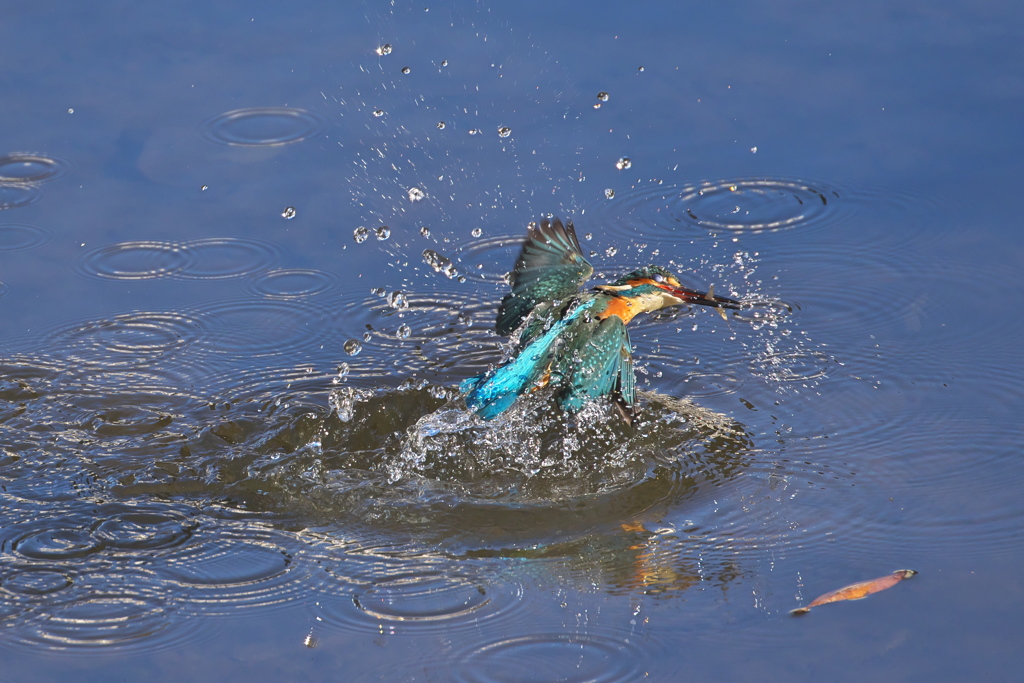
[791,569,917,615]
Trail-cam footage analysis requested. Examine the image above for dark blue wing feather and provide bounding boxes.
[495,218,593,335]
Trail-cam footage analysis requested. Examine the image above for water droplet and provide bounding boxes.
[401,66,411,74]
[597,91,610,102]
[201,185,208,191]
[281,206,296,220]
[471,228,482,237]
[584,233,593,241]
[604,188,615,199]
[750,146,758,154]
[407,187,425,202]
[638,66,645,72]
[353,226,369,243]
[67,107,74,114]
[593,103,602,109]
[440,59,448,67]
[376,44,393,56]
[497,126,511,138]
[437,121,446,129]
[423,249,454,277]
[373,109,385,118]
[616,157,632,170]
[457,275,466,283]
[343,339,362,355]
[375,225,391,240]
[397,323,411,339]
[388,290,408,309]
[605,246,618,257]
[363,331,373,342]
[420,226,431,237]
[332,362,350,384]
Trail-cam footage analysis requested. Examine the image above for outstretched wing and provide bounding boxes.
[556,315,636,422]
[495,217,593,335]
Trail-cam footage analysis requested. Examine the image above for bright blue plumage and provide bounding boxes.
[461,217,742,422]
[463,299,596,419]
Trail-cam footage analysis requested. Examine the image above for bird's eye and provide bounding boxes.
[653,274,665,283]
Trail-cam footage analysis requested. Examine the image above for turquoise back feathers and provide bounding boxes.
[464,218,637,422]
[462,217,740,422]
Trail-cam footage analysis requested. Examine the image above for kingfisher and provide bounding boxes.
[461,217,742,422]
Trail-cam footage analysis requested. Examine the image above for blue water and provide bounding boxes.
[1,1,1022,681]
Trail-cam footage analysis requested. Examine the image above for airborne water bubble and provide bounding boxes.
[604,188,615,199]
[597,91,610,102]
[343,339,362,356]
[353,226,369,243]
[376,44,393,56]
[497,126,511,138]
[397,323,412,339]
[388,290,409,310]
[407,187,425,202]
[281,206,296,220]
[332,362,350,384]
[376,225,391,240]
[471,228,482,237]
[616,157,632,170]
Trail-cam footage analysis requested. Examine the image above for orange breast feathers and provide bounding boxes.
[597,296,640,323]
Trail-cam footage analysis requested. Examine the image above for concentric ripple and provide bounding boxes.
[450,234,522,283]
[0,183,42,209]
[593,177,935,244]
[11,528,100,557]
[190,298,328,358]
[248,268,339,299]
[601,177,840,237]
[161,537,311,615]
[342,289,493,340]
[78,241,190,280]
[316,568,522,635]
[451,633,643,683]
[202,107,327,147]
[15,571,186,652]
[48,312,202,369]
[0,153,69,183]
[0,223,50,252]
[175,237,279,280]
[92,509,195,551]
[2,568,74,596]
[677,178,834,233]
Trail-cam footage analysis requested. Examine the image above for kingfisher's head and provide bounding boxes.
[595,265,742,313]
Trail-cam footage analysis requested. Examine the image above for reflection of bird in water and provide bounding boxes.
[462,218,742,422]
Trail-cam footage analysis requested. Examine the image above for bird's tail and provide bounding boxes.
[461,350,547,420]
[462,299,593,420]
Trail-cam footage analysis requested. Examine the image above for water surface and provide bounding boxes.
[1,1,1023,681]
